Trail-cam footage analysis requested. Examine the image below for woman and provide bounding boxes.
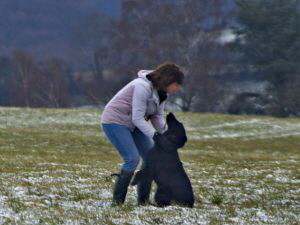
[101,63,184,205]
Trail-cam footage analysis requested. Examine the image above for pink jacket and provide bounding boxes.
[100,70,168,138]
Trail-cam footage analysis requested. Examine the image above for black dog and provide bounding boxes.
[131,112,194,207]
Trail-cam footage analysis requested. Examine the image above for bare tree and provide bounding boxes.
[268,74,300,117]
[10,49,38,107]
[67,0,233,109]
[115,0,232,111]
[37,58,71,107]
[68,12,123,105]
[284,75,300,116]
[10,49,70,107]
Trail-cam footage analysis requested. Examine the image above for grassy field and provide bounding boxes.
[0,107,299,225]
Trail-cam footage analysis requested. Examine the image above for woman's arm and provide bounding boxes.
[132,84,156,138]
[150,101,168,134]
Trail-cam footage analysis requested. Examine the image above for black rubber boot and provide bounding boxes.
[137,179,152,205]
[112,170,134,206]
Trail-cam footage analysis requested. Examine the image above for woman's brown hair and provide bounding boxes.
[146,63,184,91]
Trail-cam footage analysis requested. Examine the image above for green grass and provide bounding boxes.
[0,107,299,224]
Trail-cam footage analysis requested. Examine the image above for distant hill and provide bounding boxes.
[0,0,235,60]
[0,0,120,59]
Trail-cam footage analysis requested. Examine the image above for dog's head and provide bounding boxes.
[163,112,188,148]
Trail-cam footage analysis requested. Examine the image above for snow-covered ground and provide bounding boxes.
[2,107,300,140]
[0,107,299,224]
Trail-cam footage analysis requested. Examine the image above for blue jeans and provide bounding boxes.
[101,123,154,172]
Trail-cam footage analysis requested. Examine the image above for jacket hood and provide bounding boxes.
[137,70,154,83]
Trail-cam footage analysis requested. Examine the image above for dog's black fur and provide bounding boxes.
[131,112,194,207]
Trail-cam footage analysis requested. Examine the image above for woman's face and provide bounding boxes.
[166,82,181,94]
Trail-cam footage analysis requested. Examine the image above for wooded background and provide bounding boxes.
[1,0,299,117]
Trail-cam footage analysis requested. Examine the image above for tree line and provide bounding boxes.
[0,0,299,116]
